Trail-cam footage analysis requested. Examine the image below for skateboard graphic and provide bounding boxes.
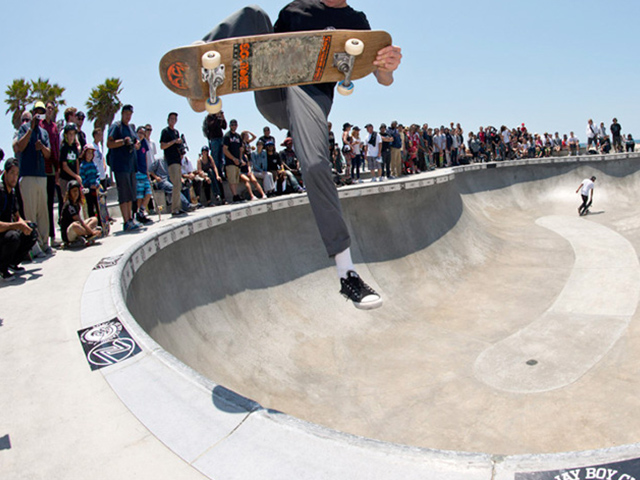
[159,29,392,113]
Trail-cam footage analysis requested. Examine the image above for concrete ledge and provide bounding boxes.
[80,151,640,479]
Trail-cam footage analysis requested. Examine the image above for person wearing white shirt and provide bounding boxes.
[91,128,107,189]
[586,119,598,150]
[568,131,580,156]
[364,124,382,182]
[576,176,596,216]
[144,124,158,171]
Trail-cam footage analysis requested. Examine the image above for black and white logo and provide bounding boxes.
[78,319,141,371]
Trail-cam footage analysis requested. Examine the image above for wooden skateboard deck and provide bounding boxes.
[160,29,392,104]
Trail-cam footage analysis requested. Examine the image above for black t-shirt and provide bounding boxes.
[203,114,227,140]
[266,152,282,172]
[77,130,87,149]
[0,178,18,223]
[59,141,80,181]
[223,131,242,166]
[611,123,622,137]
[60,200,80,241]
[274,0,371,100]
[160,127,182,165]
[258,135,275,146]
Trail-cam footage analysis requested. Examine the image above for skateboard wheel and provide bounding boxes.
[337,81,354,96]
[202,50,221,69]
[205,96,222,114]
[345,38,364,56]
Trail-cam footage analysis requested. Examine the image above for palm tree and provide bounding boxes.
[86,78,123,133]
[4,79,31,130]
[29,77,66,116]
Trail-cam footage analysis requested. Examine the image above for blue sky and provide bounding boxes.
[1,0,638,157]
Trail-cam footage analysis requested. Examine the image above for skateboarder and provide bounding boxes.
[189,1,402,309]
[576,176,596,216]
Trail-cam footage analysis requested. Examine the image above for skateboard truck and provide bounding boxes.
[334,38,364,96]
[201,51,225,113]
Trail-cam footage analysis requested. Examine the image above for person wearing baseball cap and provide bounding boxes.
[107,104,141,231]
[12,101,52,254]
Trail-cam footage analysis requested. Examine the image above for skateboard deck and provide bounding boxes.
[160,29,392,112]
[97,186,111,237]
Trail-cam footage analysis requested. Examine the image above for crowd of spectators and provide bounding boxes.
[0,98,637,282]
[335,118,636,181]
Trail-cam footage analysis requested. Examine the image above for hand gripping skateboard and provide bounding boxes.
[160,29,392,113]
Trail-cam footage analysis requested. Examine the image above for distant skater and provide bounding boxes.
[576,176,596,216]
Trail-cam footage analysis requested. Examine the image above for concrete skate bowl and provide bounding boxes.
[124,155,640,457]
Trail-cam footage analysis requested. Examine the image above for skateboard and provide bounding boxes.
[579,200,592,216]
[159,29,392,113]
[97,186,111,237]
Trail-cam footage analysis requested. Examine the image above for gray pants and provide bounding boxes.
[203,6,350,256]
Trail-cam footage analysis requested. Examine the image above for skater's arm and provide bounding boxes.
[576,183,583,194]
[373,45,402,86]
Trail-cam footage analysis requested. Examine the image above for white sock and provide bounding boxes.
[335,248,355,280]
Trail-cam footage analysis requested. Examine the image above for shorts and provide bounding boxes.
[225,164,240,185]
[136,172,152,199]
[366,156,381,170]
[114,171,137,204]
[67,224,79,242]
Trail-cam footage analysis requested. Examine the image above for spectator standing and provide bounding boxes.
[59,123,82,195]
[388,121,402,177]
[76,111,88,149]
[12,102,51,253]
[79,145,100,218]
[134,126,153,224]
[92,128,108,189]
[349,126,364,182]
[0,159,37,281]
[364,124,382,182]
[202,111,227,178]
[144,124,158,171]
[107,104,141,230]
[586,119,598,150]
[379,123,392,180]
[41,101,62,248]
[222,119,245,203]
[160,112,188,217]
[341,123,353,178]
[611,118,623,153]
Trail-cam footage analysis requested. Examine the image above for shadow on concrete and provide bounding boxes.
[0,434,11,450]
[212,385,261,414]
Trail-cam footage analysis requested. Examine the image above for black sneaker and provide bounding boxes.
[339,271,383,310]
[1,269,15,282]
[8,264,25,273]
[136,212,153,225]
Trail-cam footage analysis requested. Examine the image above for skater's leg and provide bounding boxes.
[285,85,350,257]
[201,5,273,42]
